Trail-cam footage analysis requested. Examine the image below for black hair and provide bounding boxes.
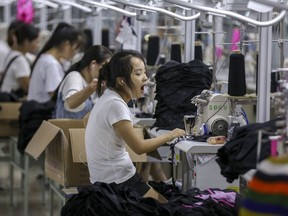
[51,45,113,103]
[67,45,112,74]
[31,22,82,72]
[7,20,24,47]
[82,29,93,52]
[14,23,39,45]
[97,50,146,96]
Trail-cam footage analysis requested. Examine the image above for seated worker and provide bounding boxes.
[0,20,24,74]
[0,22,39,96]
[85,50,185,203]
[27,22,82,103]
[54,45,112,119]
[17,22,82,154]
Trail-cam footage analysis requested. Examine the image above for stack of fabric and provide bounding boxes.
[153,60,212,130]
[216,119,280,183]
[61,182,241,216]
[239,155,288,215]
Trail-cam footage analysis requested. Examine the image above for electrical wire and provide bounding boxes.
[241,107,249,124]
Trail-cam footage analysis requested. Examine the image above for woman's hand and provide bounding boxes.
[88,78,98,92]
[167,128,186,141]
[66,78,98,109]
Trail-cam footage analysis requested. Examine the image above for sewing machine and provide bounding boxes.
[191,90,248,136]
[191,90,230,136]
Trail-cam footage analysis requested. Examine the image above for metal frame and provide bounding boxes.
[9,137,46,216]
[165,0,287,27]
[110,0,201,21]
[50,0,92,13]
[79,0,137,17]
[110,0,201,61]
[165,0,287,123]
[33,0,59,9]
[78,0,137,45]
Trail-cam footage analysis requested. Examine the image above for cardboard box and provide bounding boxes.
[25,119,90,187]
[25,119,163,187]
[0,102,21,137]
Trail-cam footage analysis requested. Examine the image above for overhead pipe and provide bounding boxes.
[78,0,137,17]
[77,0,136,47]
[110,0,200,62]
[165,0,287,27]
[0,0,13,6]
[0,0,58,9]
[110,0,201,21]
[50,0,92,13]
[33,0,59,9]
[252,0,288,11]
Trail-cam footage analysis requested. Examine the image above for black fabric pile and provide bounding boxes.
[216,118,282,183]
[61,182,241,216]
[153,60,212,130]
[17,100,55,154]
[148,180,180,200]
[61,182,170,216]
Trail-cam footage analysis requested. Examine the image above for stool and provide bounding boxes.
[9,136,46,216]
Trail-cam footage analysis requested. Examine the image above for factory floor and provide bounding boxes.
[0,138,247,216]
[0,142,63,216]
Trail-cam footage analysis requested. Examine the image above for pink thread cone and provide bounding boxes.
[231,27,240,51]
[216,46,223,59]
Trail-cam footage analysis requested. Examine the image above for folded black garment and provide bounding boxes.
[153,60,212,131]
[216,118,281,183]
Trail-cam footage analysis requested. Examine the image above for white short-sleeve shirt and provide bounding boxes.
[60,71,88,112]
[27,53,64,103]
[0,40,10,72]
[1,50,31,92]
[85,88,136,184]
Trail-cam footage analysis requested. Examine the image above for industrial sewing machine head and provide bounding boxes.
[191,90,230,136]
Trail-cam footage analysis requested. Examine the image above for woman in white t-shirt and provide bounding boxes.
[27,22,82,103]
[0,20,24,73]
[1,23,39,95]
[54,45,112,119]
[85,50,185,202]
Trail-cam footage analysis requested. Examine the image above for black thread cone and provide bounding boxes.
[194,41,203,61]
[228,51,246,96]
[102,28,109,48]
[170,43,182,63]
[146,35,160,66]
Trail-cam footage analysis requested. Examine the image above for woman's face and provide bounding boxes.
[130,57,148,98]
[62,41,79,60]
[24,37,40,54]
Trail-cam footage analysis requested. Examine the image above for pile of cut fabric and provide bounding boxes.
[61,181,241,216]
[153,60,212,130]
[216,118,282,183]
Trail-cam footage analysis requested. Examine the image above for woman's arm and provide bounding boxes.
[17,76,30,92]
[113,120,185,154]
[65,78,97,109]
